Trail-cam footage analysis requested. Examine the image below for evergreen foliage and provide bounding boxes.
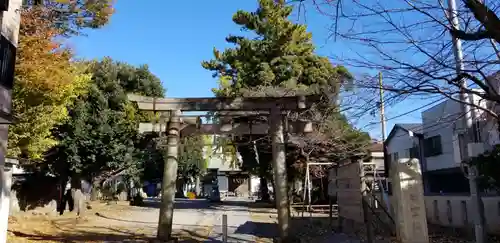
[50,58,165,181]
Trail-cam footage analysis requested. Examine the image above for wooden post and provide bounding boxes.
[302,165,308,218]
[335,166,343,232]
[361,162,374,243]
[329,196,333,227]
[157,110,181,241]
[362,196,374,243]
[270,106,290,241]
[222,214,228,242]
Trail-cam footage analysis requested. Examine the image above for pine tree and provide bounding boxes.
[202,0,352,97]
[202,0,369,202]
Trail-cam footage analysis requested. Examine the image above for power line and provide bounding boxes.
[362,96,446,130]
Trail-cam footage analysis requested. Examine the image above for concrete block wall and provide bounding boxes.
[424,196,500,233]
[383,195,500,233]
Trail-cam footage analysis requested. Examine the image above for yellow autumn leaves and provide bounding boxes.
[7,9,90,160]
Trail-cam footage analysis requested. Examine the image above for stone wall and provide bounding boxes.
[8,174,135,216]
[10,174,59,215]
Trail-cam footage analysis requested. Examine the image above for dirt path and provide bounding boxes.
[7,201,156,243]
[7,198,280,242]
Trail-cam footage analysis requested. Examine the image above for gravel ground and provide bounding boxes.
[9,199,498,242]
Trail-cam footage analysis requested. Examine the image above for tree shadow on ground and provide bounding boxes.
[141,198,212,210]
[234,221,278,238]
[9,227,245,243]
[9,228,155,242]
[140,198,275,213]
[177,229,257,243]
[8,215,218,243]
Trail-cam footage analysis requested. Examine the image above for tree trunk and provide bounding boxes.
[90,178,100,201]
[270,176,276,201]
[259,177,270,201]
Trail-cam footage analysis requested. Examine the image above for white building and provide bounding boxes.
[368,142,385,175]
[385,123,426,189]
[385,123,424,165]
[417,93,494,194]
[202,135,258,198]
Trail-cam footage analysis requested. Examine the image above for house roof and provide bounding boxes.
[397,123,423,134]
[385,123,423,145]
[370,142,384,152]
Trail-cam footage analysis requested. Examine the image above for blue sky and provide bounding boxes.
[70,0,425,139]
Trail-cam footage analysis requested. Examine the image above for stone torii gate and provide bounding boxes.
[128,94,318,242]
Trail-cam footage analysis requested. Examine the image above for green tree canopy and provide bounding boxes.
[202,0,352,97]
[201,0,370,201]
[140,134,211,184]
[50,58,165,181]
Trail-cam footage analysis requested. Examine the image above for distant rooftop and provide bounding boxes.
[370,142,383,152]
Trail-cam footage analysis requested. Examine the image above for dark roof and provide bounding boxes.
[385,123,423,144]
[397,123,423,134]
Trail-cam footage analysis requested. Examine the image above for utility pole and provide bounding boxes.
[379,72,386,141]
[447,0,486,242]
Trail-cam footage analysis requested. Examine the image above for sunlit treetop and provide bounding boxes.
[202,0,352,98]
[25,0,115,35]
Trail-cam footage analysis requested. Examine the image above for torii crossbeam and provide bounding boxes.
[128,94,319,242]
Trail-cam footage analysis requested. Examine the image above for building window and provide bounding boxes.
[0,0,8,12]
[472,121,482,143]
[0,35,15,89]
[409,146,419,159]
[424,135,442,157]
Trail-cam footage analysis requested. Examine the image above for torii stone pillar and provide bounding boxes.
[128,94,319,241]
[270,106,290,240]
[391,158,429,243]
[157,110,181,241]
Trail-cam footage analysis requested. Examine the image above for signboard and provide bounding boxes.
[329,162,364,223]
